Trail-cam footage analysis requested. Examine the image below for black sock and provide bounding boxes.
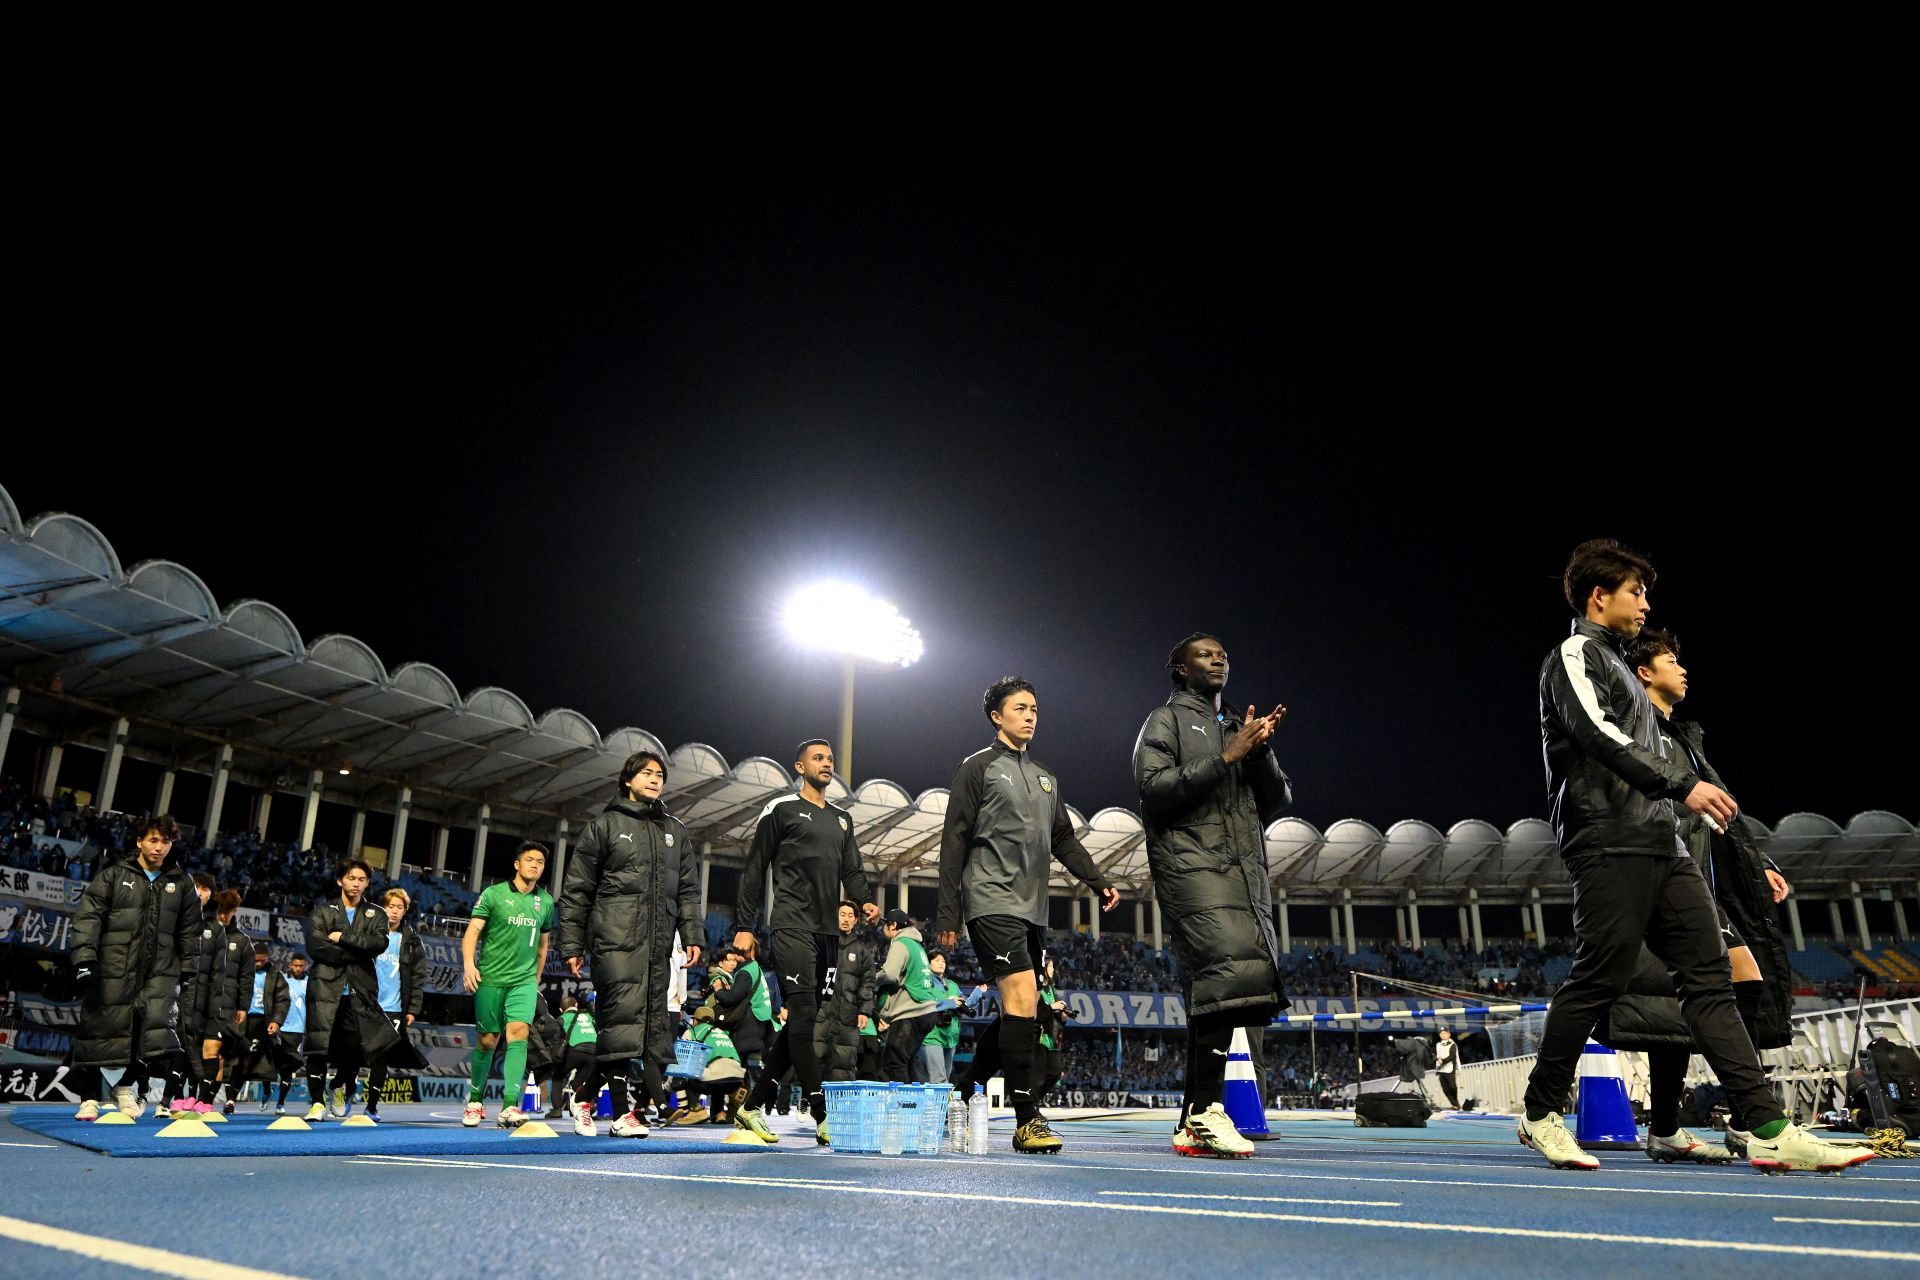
[1646,1047,1688,1137]
[1184,1018,1235,1117]
[962,1018,1003,1094]
[1000,1015,1039,1126]
[194,1060,220,1104]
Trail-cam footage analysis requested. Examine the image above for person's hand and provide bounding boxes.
[685,945,702,967]
[731,931,755,956]
[463,962,482,993]
[937,931,958,949]
[862,902,882,925]
[877,1020,889,1033]
[778,1008,789,1024]
[327,931,343,943]
[1221,704,1285,764]
[1683,780,1739,828]
[857,1014,870,1031]
[1099,886,1121,912]
[566,955,583,977]
[235,1011,246,1028]
[405,1013,415,1025]
[267,1022,279,1036]
[1765,868,1790,903]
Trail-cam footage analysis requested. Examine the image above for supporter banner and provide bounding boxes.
[2,1026,73,1057]
[0,867,83,908]
[235,907,271,937]
[418,1076,508,1103]
[16,994,83,1026]
[0,1061,95,1104]
[0,895,75,953]
[975,991,1480,1031]
[373,1076,419,1105]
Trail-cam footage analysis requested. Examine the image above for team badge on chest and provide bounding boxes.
[664,833,675,847]
[838,815,850,831]
[1038,775,1054,793]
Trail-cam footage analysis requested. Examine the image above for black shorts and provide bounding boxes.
[967,915,1046,982]
[768,930,838,1003]
[1716,899,1746,950]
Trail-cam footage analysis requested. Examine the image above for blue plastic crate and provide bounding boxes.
[911,1084,952,1153]
[666,1038,712,1079]
[823,1081,890,1152]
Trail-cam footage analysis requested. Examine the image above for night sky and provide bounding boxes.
[11,73,1909,833]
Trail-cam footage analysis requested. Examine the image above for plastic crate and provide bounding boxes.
[821,1081,953,1153]
[667,1038,712,1079]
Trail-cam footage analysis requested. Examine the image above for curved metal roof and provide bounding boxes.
[3,481,1914,902]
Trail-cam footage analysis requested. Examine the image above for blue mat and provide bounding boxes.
[9,1107,773,1159]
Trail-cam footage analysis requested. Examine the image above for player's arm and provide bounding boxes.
[69,868,112,976]
[306,905,346,963]
[404,933,428,1020]
[1545,637,1710,812]
[558,826,602,974]
[732,810,779,950]
[339,903,389,955]
[1133,705,1228,818]
[461,898,488,993]
[839,820,878,923]
[934,758,982,945]
[672,829,702,966]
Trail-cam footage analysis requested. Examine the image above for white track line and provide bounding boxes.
[1099,1191,1402,1207]
[0,1141,56,1149]
[348,1155,1920,1263]
[0,1213,311,1280]
[1773,1216,1920,1228]
[801,1149,1920,1206]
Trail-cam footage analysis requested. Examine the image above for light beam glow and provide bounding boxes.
[782,581,924,668]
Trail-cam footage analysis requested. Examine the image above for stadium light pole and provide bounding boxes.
[782,582,923,786]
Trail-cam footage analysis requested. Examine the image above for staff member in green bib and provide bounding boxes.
[877,910,940,1083]
[921,951,963,1084]
[460,841,556,1130]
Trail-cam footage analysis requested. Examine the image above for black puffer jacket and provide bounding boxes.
[1133,689,1294,1021]
[393,926,429,1020]
[69,855,203,1069]
[558,797,701,1066]
[813,929,878,1081]
[1540,619,1698,857]
[1666,718,1794,1050]
[304,898,398,1059]
[182,915,239,1039]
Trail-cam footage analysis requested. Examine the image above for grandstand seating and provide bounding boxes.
[1785,944,1857,984]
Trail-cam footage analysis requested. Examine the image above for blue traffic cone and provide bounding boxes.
[1573,1039,1640,1149]
[1222,1026,1276,1140]
[521,1074,540,1114]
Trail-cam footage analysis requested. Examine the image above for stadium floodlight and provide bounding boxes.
[781,581,924,786]
[781,581,924,668]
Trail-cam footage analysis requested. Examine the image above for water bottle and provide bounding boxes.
[880,1085,904,1156]
[946,1092,967,1155]
[967,1084,989,1154]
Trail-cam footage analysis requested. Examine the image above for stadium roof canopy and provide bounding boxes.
[3,482,1915,904]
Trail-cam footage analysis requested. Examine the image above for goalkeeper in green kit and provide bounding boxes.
[461,841,556,1128]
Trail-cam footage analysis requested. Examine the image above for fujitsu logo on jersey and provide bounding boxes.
[504,913,544,930]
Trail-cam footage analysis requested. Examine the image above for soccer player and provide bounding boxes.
[1134,633,1291,1159]
[462,842,555,1129]
[1516,539,1868,1173]
[363,888,427,1120]
[69,815,202,1122]
[238,942,285,1111]
[175,883,240,1115]
[304,859,396,1122]
[560,752,702,1139]
[272,954,309,1114]
[730,739,880,1145]
[935,677,1118,1154]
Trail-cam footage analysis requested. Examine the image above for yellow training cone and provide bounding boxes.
[340,1114,378,1127]
[510,1122,559,1139]
[723,1130,768,1146]
[267,1116,311,1131]
[94,1112,136,1126]
[155,1118,216,1139]
[201,1110,228,1123]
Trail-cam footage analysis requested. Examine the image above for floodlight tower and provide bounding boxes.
[781,582,923,786]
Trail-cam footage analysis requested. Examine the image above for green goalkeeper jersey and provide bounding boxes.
[472,881,556,988]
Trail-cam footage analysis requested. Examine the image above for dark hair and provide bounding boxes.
[192,871,217,892]
[620,751,667,790]
[1563,538,1656,614]
[794,738,831,764]
[289,952,309,965]
[335,857,373,881]
[1165,632,1220,686]
[929,951,946,965]
[214,889,243,916]
[253,941,270,955]
[561,993,579,1010]
[514,840,549,860]
[1625,627,1681,675]
[982,676,1036,721]
[839,900,858,913]
[134,814,181,843]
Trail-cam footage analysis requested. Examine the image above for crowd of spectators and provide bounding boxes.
[1050,1032,1365,1100]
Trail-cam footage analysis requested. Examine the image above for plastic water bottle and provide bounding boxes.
[967,1084,989,1154]
[946,1093,967,1154]
[880,1085,904,1156]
